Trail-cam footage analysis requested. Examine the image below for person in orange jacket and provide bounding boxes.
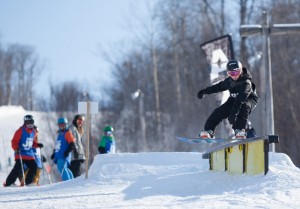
[4,115,43,187]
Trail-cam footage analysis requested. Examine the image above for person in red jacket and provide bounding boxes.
[4,115,43,187]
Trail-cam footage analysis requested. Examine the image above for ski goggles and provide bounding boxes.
[58,123,67,128]
[227,69,241,77]
[26,123,34,129]
[105,131,113,135]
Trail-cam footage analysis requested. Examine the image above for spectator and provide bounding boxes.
[98,126,115,154]
[52,117,75,181]
[19,125,46,186]
[69,114,86,178]
[4,115,42,187]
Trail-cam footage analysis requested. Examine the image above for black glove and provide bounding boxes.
[41,155,47,162]
[98,147,106,154]
[64,142,75,158]
[50,149,55,160]
[73,150,79,159]
[37,143,44,148]
[197,90,206,99]
[228,114,237,125]
[64,151,70,158]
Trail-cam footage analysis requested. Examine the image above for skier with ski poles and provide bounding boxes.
[3,115,43,187]
[197,60,258,139]
[19,125,46,186]
[52,117,75,181]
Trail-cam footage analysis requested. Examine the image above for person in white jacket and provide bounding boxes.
[69,114,86,178]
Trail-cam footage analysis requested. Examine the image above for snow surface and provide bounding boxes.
[1,152,300,208]
[1,106,300,208]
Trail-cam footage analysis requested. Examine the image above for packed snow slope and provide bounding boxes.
[1,151,300,209]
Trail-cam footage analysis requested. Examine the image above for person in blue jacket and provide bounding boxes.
[52,117,75,181]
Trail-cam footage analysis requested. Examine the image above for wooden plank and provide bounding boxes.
[226,145,244,175]
[202,135,279,175]
[245,140,265,175]
[210,149,225,171]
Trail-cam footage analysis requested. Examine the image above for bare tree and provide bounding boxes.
[0,46,14,105]
[50,81,87,112]
[5,44,42,110]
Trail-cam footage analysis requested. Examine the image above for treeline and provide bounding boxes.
[102,0,300,166]
[0,43,92,112]
[0,44,40,110]
[1,0,300,167]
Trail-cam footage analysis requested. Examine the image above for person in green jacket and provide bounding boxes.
[98,126,115,154]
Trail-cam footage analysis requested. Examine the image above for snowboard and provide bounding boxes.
[202,135,279,154]
[177,136,236,144]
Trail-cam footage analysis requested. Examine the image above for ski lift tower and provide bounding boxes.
[240,11,300,152]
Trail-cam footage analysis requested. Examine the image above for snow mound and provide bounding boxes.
[0,105,26,115]
[1,107,300,208]
[1,152,300,208]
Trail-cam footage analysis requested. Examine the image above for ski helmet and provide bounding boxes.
[226,60,242,71]
[104,126,114,132]
[24,115,34,124]
[58,117,68,130]
[57,117,68,124]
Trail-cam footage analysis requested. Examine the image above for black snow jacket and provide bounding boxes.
[202,67,258,115]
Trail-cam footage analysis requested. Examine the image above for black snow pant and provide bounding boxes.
[69,160,84,178]
[204,97,256,132]
[5,159,37,186]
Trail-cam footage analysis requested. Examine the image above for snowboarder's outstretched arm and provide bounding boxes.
[197,79,230,99]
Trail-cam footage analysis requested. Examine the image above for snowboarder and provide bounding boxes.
[98,126,116,154]
[197,60,258,139]
[52,117,75,181]
[69,114,86,178]
[4,115,42,186]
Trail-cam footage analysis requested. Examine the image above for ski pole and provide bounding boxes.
[46,163,53,184]
[39,148,46,185]
[40,147,52,184]
[18,149,26,187]
[2,135,9,175]
[61,160,67,180]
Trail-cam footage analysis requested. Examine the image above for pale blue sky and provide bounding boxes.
[0,0,154,98]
